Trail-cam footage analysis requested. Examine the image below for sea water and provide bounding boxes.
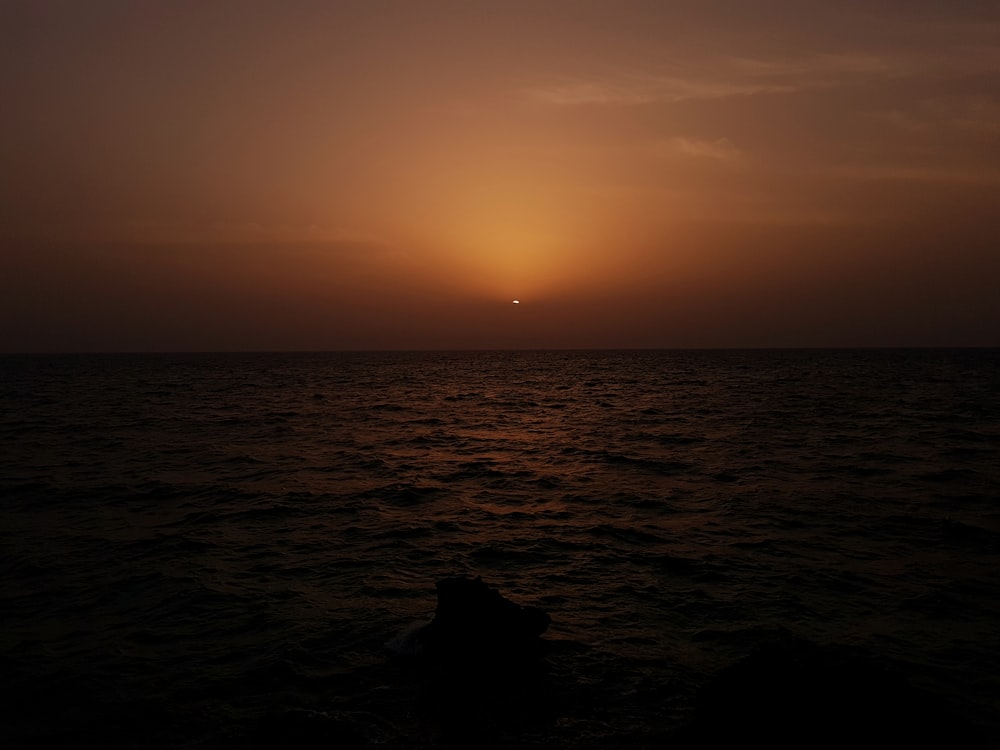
[1,349,998,747]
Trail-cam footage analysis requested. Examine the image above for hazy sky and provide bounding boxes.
[2,0,998,351]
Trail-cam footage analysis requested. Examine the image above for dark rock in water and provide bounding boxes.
[394,577,555,745]
[250,708,367,749]
[672,636,987,749]
[418,576,550,666]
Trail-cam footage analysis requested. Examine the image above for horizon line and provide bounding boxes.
[2,345,997,356]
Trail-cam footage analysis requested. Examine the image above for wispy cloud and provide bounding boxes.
[528,73,795,106]
[829,164,1000,185]
[52,219,400,247]
[866,95,1000,139]
[526,38,1000,110]
[665,136,742,161]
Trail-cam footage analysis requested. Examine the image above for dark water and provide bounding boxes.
[2,349,999,747]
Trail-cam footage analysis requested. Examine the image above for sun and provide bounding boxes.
[512,299,520,304]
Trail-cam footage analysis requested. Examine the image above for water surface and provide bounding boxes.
[2,349,998,746]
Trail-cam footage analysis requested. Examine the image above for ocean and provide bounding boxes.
[1,349,998,747]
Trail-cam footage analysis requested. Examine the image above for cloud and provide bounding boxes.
[42,219,398,248]
[829,164,1000,185]
[525,30,1000,112]
[205,221,393,245]
[528,74,795,106]
[528,80,660,106]
[865,94,1000,141]
[524,56,882,110]
[666,136,742,160]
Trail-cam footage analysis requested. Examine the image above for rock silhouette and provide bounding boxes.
[672,636,987,748]
[397,577,555,745]
[418,576,550,666]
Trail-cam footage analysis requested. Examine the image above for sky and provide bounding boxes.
[2,0,999,351]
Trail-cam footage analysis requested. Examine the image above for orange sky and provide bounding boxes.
[2,1,999,350]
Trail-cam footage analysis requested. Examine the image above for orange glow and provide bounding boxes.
[2,2,999,350]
